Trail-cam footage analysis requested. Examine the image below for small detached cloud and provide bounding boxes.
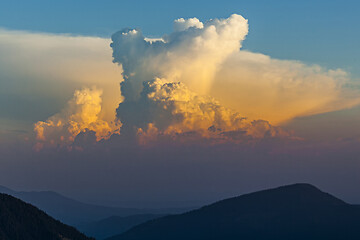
[34,87,120,149]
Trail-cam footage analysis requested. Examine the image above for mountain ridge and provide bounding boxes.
[0,185,189,225]
[107,183,360,240]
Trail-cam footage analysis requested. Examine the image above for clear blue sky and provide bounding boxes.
[1,0,359,77]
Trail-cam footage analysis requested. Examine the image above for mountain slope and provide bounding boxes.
[107,183,360,240]
[77,214,165,240]
[0,187,142,225]
[0,186,187,225]
[0,193,93,240]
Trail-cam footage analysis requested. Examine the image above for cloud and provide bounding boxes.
[211,51,360,123]
[25,14,360,147]
[174,17,204,31]
[112,14,286,143]
[111,14,360,126]
[34,87,120,149]
[0,29,122,124]
[118,78,288,144]
[111,14,249,100]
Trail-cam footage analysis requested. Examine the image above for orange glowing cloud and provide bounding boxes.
[119,78,289,145]
[211,51,360,124]
[34,87,120,148]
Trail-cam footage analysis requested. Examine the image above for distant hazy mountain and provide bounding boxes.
[0,193,93,240]
[0,185,188,225]
[77,214,165,240]
[107,183,360,240]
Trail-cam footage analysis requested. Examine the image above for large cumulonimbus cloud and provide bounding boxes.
[112,14,291,142]
[33,14,360,147]
[111,14,359,142]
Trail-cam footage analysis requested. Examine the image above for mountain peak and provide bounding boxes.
[250,183,346,205]
[207,183,346,212]
[277,182,319,189]
[273,183,323,192]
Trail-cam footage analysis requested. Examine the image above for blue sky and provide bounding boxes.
[1,0,359,76]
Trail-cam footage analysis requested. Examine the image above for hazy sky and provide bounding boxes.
[0,0,360,207]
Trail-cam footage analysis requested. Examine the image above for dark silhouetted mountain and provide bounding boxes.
[0,193,93,240]
[77,214,165,240]
[0,185,189,225]
[107,183,360,240]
